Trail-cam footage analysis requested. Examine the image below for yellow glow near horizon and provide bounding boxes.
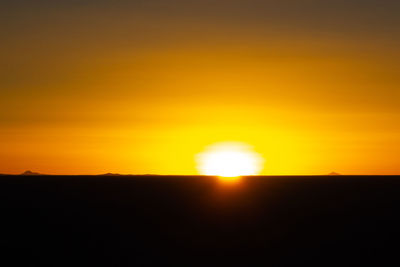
[196,142,264,178]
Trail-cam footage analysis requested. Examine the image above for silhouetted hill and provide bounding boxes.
[20,170,44,176]
[98,173,123,176]
[0,175,399,266]
[328,171,341,175]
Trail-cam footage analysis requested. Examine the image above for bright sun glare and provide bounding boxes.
[197,142,264,178]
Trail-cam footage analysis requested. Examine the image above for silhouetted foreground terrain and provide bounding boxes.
[0,175,399,266]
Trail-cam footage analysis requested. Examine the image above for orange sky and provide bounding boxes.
[1,1,399,175]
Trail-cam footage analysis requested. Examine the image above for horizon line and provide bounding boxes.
[1,171,400,177]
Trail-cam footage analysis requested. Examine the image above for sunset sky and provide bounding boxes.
[1,0,399,175]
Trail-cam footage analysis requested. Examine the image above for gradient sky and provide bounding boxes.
[1,0,399,175]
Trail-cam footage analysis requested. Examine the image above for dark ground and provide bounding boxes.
[0,175,399,266]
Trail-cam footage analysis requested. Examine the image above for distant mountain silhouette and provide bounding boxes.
[328,172,341,176]
[99,173,160,176]
[20,170,43,176]
[99,173,123,176]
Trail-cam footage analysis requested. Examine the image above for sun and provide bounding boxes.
[196,142,264,178]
